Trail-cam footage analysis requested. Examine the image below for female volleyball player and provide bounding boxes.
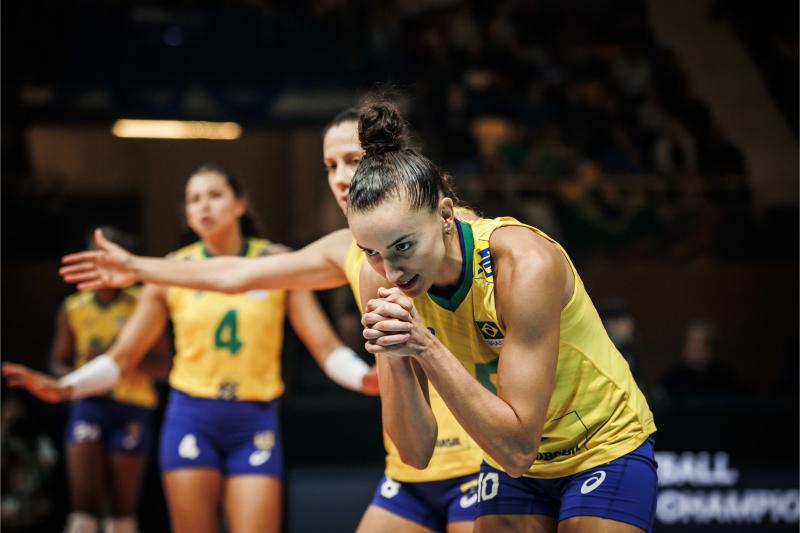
[47,111,483,533]
[51,228,169,533]
[347,102,659,533]
[4,164,376,533]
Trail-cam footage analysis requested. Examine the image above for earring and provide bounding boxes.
[444,223,451,234]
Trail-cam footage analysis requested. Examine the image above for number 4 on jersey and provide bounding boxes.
[214,309,243,355]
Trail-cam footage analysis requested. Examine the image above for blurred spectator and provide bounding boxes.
[1,394,59,531]
[599,299,643,387]
[655,320,746,399]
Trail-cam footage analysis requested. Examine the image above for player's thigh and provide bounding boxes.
[559,516,645,533]
[163,468,223,533]
[357,504,438,533]
[66,442,110,515]
[222,474,281,533]
[447,519,475,533]
[108,452,148,516]
[474,513,557,533]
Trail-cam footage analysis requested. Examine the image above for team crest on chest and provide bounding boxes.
[476,321,504,348]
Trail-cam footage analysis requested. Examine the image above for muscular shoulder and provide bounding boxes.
[489,226,564,276]
[489,226,570,324]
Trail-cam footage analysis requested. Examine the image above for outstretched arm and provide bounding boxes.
[61,228,353,293]
[4,284,170,402]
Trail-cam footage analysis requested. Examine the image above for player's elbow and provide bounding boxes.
[502,453,536,478]
[398,446,434,470]
[496,442,539,478]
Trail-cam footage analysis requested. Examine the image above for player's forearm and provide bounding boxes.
[130,255,256,293]
[288,290,347,364]
[416,343,541,477]
[378,356,437,469]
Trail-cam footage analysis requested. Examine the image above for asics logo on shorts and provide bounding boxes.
[380,477,401,499]
[178,434,200,460]
[580,470,606,494]
[249,449,272,467]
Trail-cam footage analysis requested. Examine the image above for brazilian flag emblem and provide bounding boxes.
[476,321,504,347]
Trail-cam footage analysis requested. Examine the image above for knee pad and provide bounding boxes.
[64,512,99,533]
[103,516,138,533]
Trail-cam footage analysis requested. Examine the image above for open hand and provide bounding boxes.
[60,228,138,289]
[2,363,68,403]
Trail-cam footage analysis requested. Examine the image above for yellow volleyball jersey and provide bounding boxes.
[166,238,287,401]
[65,287,157,408]
[344,241,482,482]
[413,216,656,478]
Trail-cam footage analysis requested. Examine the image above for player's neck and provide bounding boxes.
[432,227,464,288]
[203,228,244,257]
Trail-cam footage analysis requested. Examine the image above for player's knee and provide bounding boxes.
[64,512,100,533]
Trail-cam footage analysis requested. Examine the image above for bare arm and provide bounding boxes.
[367,227,566,477]
[287,290,348,367]
[4,284,171,402]
[61,228,353,293]
[50,303,75,377]
[361,268,437,469]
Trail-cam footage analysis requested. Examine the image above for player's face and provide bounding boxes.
[323,121,363,214]
[185,172,245,239]
[348,196,447,298]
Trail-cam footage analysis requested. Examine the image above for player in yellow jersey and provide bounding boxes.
[50,228,170,533]
[51,111,483,532]
[4,165,376,533]
[346,101,658,532]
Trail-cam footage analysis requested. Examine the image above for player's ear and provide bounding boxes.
[439,197,454,224]
[235,196,248,218]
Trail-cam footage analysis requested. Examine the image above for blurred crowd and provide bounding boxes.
[302,0,767,261]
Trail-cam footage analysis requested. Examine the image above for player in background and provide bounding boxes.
[5,165,377,533]
[52,227,170,533]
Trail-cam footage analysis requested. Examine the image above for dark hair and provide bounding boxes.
[323,106,360,137]
[348,99,458,213]
[186,164,260,237]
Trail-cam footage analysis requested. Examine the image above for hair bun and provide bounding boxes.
[358,100,408,156]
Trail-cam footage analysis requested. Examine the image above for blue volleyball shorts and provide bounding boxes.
[370,471,480,530]
[159,388,282,478]
[475,438,658,532]
[65,396,154,454]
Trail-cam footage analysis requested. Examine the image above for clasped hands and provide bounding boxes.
[362,287,433,359]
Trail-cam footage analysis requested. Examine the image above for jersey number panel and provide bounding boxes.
[214,309,243,355]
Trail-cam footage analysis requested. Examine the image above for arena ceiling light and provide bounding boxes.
[111,119,242,140]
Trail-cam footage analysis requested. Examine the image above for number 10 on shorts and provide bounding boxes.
[477,472,499,502]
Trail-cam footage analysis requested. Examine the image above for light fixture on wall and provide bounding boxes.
[111,119,242,140]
